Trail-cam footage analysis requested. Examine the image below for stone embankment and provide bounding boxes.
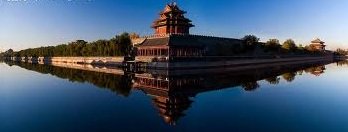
[7,55,335,70]
[9,56,124,66]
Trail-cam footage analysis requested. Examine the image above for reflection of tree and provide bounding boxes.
[265,76,280,85]
[336,60,348,67]
[282,72,297,82]
[8,62,132,97]
[241,81,259,91]
[117,74,133,97]
[297,70,304,75]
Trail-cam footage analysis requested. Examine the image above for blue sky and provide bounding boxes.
[0,0,347,51]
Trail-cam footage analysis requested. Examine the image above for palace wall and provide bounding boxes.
[143,56,334,70]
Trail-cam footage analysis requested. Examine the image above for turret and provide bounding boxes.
[152,2,194,35]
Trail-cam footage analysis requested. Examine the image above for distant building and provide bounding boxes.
[310,38,326,51]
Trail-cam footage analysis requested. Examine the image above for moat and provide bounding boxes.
[1,60,348,132]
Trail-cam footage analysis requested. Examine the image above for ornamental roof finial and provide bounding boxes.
[170,0,177,5]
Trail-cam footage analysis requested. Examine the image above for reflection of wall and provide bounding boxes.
[134,60,332,93]
[144,56,333,69]
[133,77,169,90]
[6,60,334,126]
[132,60,332,125]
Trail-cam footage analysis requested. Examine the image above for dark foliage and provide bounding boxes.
[11,33,132,57]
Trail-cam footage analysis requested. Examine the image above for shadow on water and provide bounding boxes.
[4,60,345,125]
[5,62,133,97]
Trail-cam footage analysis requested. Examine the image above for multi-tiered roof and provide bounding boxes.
[310,38,326,51]
[152,2,194,35]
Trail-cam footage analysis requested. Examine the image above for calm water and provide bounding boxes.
[1,61,348,132]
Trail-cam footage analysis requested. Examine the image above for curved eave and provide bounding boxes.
[151,23,195,28]
[160,10,186,15]
[311,42,325,44]
[153,18,193,24]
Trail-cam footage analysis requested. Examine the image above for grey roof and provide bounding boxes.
[311,38,325,43]
[140,37,170,47]
[137,34,243,48]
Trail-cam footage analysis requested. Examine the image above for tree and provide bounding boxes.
[0,52,4,59]
[6,49,14,53]
[4,49,14,57]
[282,39,297,51]
[336,48,348,56]
[305,45,318,52]
[296,44,306,53]
[241,81,260,91]
[265,76,280,85]
[265,39,281,51]
[129,32,140,39]
[8,32,134,57]
[282,72,297,82]
[117,33,132,56]
[297,44,304,50]
[242,35,260,47]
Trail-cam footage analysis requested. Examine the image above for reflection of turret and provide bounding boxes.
[305,66,326,76]
[133,76,195,125]
[133,69,232,126]
[152,95,192,126]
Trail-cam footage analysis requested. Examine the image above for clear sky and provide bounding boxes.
[0,0,347,51]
